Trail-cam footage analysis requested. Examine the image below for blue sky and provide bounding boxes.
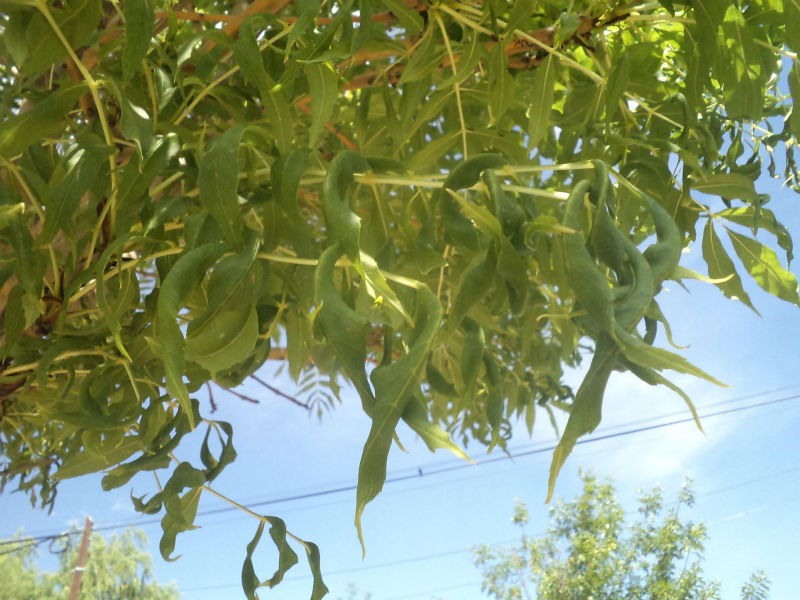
[4,181,800,600]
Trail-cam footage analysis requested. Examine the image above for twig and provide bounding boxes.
[250,374,310,409]
[222,386,261,404]
[206,382,218,413]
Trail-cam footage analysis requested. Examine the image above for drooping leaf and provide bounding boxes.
[40,145,106,244]
[719,206,793,266]
[122,0,154,81]
[547,335,618,502]
[528,55,558,149]
[198,125,246,248]
[305,63,339,147]
[727,229,800,305]
[355,284,442,553]
[702,220,757,312]
[185,306,259,376]
[315,246,374,413]
[159,462,205,561]
[691,173,757,202]
[488,43,513,124]
[155,243,228,429]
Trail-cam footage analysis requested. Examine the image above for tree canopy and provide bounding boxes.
[0,527,179,600]
[473,472,771,600]
[1,0,799,598]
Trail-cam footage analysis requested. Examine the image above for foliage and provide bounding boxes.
[1,0,799,597]
[0,527,179,600]
[473,472,770,600]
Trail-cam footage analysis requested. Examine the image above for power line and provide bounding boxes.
[176,459,800,593]
[4,389,799,545]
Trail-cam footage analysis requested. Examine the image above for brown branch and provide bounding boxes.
[342,14,618,92]
[250,374,310,409]
[221,385,261,404]
[206,381,218,412]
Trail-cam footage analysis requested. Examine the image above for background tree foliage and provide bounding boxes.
[0,527,179,600]
[1,0,799,597]
[473,472,771,600]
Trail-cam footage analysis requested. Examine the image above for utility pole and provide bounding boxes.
[67,516,93,600]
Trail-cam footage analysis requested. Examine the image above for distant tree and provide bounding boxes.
[472,472,769,600]
[0,527,179,600]
[337,582,373,600]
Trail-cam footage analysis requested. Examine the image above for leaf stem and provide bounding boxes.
[433,11,468,158]
[33,0,119,234]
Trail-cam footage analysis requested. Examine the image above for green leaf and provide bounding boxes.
[786,0,800,54]
[788,62,800,140]
[702,220,757,312]
[241,521,264,599]
[304,63,339,147]
[155,243,227,429]
[241,517,300,598]
[315,246,375,413]
[623,359,703,433]
[322,150,369,261]
[451,193,528,311]
[356,251,413,325]
[294,537,329,600]
[0,84,87,157]
[528,55,557,149]
[355,284,442,553]
[159,462,205,561]
[605,52,630,119]
[727,229,800,305]
[719,206,793,265]
[444,245,496,337]
[483,352,504,450]
[615,326,726,387]
[488,42,513,124]
[402,28,444,83]
[235,16,275,93]
[460,318,485,398]
[691,173,757,202]
[117,132,180,208]
[122,0,154,81]
[401,392,470,458]
[120,97,153,155]
[198,125,246,248]
[273,148,311,218]
[185,306,259,376]
[188,232,261,336]
[6,213,44,297]
[547,335,618,502]
[54,436,141,481]
[40,145,106,244]
[408,130,460,171]
[380,0,423,33]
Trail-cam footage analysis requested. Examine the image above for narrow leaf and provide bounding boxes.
[305,63,339,147]
[355,284,442,553]
[691,173,757,202]
[547,335,618,502]
[528,55,557,149]
[122,0,154,81]
[702,220,757,312]
[727,229,800,305]
[198,125,246,248]
[155,243,228,429]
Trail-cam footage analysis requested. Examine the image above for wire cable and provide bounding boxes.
[3,390,799,544]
